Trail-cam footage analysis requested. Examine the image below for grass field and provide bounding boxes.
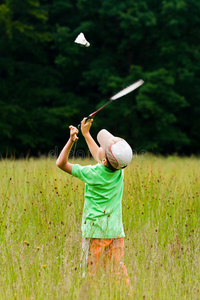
[0,155,199,299]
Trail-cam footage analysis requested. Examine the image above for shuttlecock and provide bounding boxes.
[74,32,90,47]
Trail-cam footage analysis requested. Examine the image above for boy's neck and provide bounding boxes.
[102,161,117,172]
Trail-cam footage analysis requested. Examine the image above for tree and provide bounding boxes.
[0,0,200,156]
[0,0,60,155]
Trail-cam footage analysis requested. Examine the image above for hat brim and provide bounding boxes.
[97,129,114,149]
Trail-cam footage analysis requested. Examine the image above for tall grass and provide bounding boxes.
[0,155,199,299]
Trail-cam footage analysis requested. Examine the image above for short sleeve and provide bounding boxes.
[71,164,99,185]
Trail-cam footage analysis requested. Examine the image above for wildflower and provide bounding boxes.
[37,247,40,250]
[42,265,47,268]
[24,241,29,246]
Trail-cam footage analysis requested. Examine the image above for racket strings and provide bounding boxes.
[111,79,144,100]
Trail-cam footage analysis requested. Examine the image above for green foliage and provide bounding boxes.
[0,0,200,156]
[135,68,190,152]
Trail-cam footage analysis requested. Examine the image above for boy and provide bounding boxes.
[56,118,132,284]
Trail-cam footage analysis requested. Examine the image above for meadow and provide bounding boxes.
[0,155,199,299]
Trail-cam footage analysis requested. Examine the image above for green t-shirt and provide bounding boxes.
[72,163,125,238]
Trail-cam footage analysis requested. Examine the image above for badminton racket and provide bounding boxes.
[78,79,144,127]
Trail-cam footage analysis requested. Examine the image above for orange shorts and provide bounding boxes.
[81,237,130,285]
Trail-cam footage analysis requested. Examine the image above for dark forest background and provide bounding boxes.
[0,0,200,157]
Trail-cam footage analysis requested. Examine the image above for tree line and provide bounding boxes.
[0,0,200,157]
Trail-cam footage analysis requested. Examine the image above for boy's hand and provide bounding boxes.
[81,118,93,136]
[69,125,79,142]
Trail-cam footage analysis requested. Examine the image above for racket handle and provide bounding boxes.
[78,114,93,129]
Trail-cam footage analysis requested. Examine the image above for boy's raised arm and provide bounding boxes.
[81,118,100,162]
[56,126,79,174]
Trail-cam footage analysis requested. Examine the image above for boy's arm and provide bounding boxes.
[81,118,100,162]
[56,126,78,174]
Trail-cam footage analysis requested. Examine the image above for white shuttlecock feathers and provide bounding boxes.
[74,33,90,47]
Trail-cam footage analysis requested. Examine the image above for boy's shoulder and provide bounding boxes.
[72,163,123,182]
[72,163,106,173]
[84,163,121,174]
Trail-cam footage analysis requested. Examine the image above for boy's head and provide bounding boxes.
[97,129,133,170]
